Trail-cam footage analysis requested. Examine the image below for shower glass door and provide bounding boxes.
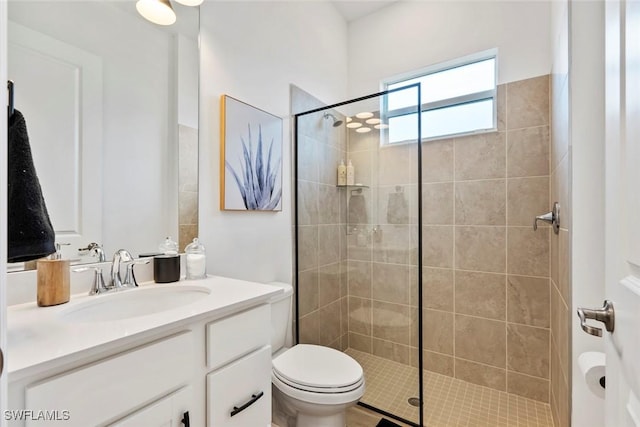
[294,84,423,426]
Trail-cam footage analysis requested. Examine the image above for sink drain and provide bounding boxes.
[408,397,421,407]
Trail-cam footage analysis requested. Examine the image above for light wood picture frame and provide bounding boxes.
[220,95,283,211]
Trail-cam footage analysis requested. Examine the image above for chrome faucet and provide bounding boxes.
[73,266,109,295]
[123,259,150,288]
[110,249,134,290]
[78,242,106,262]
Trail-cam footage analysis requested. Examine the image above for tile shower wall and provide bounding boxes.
[178,125,199,251]
[345,75,552,403]
[427,75,551,402]
[346,127,420,368]
[294,86,349,351]
[550,45,571,427]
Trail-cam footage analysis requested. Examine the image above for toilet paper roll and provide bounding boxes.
[578,351,606,399]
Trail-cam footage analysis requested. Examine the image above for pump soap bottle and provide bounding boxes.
[337,160,347,186]
[346,160,355,185]
[37,243,71,307]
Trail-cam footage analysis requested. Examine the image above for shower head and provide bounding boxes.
[323,112,343,127]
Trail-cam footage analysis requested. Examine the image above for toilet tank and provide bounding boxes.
[268,282,293,355]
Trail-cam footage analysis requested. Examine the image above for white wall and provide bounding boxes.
[199,1,348,283]
[347,1,551,96]
[178,34,199,129]
[570,1,606,426]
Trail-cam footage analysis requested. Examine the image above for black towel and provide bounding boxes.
[8,110,55,262]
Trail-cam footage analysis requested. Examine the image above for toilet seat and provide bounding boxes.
[271,344,365,405]
[272,371,366,406]
[272,369,364,393]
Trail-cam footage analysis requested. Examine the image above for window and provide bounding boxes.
[384,51,497,143]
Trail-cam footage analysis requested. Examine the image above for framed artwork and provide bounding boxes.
[220,95,283,211]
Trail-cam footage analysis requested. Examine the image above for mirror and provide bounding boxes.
[7,1,199,271]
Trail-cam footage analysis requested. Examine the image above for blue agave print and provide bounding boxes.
[226,124,282,210]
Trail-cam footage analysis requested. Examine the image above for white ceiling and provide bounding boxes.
[331,1,398,22]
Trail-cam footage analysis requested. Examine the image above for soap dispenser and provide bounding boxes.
[37,243,71,307]
[185,238,206,280]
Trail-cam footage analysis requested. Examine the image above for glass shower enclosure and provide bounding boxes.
[294,84,423,426]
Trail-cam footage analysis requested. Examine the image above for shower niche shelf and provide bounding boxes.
[336,184,369,189]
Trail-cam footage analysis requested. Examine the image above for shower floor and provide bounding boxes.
[346,349,554,427]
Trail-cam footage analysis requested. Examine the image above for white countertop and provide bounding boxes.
[7,276,282,381]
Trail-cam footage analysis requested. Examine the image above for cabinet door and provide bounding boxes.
[110,387,191,427]
[206,304,270,370]
[25,332,194,427]
[207,346,271,426]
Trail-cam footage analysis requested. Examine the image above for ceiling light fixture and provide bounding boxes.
[356,127,372,133]
[136,0,177,25]
[346,122,362,129]
[374,124,389,129]
[355,112,374,119]
[346,117,353,123]
[366,118,381,125]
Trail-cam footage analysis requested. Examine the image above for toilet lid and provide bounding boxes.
[272,344,363,389]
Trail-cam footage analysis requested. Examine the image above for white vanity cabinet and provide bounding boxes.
[9,329,198,427]
[207,346,271,427]
[205,304,271,427]
[110,386,191,427]
[8,298,274,427]
[21,331,195,427]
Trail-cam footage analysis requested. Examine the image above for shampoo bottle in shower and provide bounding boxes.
[337,159,347,186]
[346,160,355,185]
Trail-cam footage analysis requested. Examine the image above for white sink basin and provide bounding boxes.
[60,285,211,322]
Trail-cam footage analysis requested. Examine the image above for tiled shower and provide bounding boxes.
[294,75,555,426]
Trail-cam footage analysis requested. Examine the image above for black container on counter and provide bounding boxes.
[153,254,180,283]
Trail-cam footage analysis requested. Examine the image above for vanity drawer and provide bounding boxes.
[206,304,270,370]
[207,345,271,427]
[25,331,194,427]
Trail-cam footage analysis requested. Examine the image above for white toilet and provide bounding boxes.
[269,282,365,427]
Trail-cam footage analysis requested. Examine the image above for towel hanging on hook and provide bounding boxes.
[7,80,15,118]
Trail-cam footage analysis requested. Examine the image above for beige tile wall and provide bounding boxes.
[435,75,551,402]
[345,116,420,369]
[342,76,552,403]
[296,76,554,404]
[294,86,349,351]
[178,125,199,251]
[550,61,572,427]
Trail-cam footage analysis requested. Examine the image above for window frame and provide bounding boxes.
[381,48,498,144]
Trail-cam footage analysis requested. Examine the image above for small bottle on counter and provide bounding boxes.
[154,236,180,283]
[346,159,355,185]
[159,236,178,255]
[185,238,206,280]
[337,159,347,186]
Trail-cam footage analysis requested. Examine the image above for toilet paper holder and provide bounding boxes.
[578,351,606,399]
